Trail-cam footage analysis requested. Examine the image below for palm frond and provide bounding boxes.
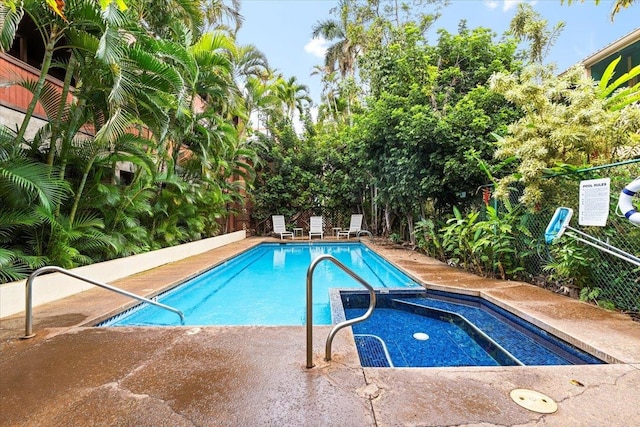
[606,81,640,111]
[148,36,198,85]
[0,248,32,283]
[17,79,64,119]
[0,3,24,53]
[0,160,70,210]
[129,45,186,95]
[0,208,41,239]
[99,0,127,27]
[94,107,134,145]
[0,125,21,161]
[107,133,157,177]
[66,28,101,56]
[96,23,126,68]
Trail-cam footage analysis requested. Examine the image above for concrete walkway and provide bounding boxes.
[1,237,639,426]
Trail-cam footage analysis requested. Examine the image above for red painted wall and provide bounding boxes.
[0,53,73,120]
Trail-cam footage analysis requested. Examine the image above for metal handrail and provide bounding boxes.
[305,254,377,368]
[22,266,185,338]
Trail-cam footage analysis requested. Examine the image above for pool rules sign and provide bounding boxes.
[579,178,610,226]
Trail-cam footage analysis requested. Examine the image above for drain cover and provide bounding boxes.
[510,389,558,414]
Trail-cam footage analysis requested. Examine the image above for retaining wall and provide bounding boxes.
[0,231,246,318]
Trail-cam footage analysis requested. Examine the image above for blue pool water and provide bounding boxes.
[101,242,420,326]
[340,290,604,367]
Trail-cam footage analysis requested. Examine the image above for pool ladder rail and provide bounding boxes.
[22,265,185,339]
[306,254,377,369]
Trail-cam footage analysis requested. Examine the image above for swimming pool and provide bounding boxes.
[101,242,421,326]
[337,289,604,367]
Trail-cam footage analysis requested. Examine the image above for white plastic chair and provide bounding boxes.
[272,215,294,240]
[309,216,324,240]
[337,214,363,239]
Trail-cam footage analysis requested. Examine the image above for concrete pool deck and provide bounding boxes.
[1,237,639,426]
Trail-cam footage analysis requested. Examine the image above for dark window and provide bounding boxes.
[8,14,70,82]
[119,170,134,185]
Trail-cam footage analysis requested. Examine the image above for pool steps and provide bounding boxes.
[390,298,523,366]
[354,334,394,367]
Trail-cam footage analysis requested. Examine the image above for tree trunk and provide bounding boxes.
[47,54,76,166]
[69,153,97,224]
[384,203,391,236]
[16,25,61,144]
[406,211,415,246]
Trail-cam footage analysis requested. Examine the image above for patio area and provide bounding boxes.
[1,237,639,426]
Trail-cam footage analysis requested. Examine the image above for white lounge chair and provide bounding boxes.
[272,215,294,240]
[337,214,363,239]
[309,216,324,240]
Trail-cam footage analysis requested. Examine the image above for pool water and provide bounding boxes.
[101,242,420,326]
[340,290,604,367]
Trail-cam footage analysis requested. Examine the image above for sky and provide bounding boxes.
[235,0,639,106]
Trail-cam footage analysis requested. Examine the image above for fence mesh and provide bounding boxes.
[495,161,640,313]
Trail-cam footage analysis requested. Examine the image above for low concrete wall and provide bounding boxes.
[0,231,246,318]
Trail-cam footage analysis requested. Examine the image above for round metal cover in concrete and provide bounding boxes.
[510,389,558,414]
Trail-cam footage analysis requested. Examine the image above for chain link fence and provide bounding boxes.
[499,160,640,314]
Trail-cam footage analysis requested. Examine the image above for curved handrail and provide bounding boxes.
[23,266,185,338]
[356,230,373,238]
[305,254,376,368]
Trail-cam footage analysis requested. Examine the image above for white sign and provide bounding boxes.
[579,178,610,226]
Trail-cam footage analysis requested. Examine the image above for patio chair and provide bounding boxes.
[309,216,324,240]
[337,214,363,239]
[272,215,294,240]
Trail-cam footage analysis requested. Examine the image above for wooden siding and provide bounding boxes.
[0,53,74,120]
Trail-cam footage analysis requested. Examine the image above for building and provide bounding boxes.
[581,27,640,84]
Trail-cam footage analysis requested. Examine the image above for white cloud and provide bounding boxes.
[502,0,521,11]
[502,0,537,12]
[304,37,329,58]
[485,0,535,12]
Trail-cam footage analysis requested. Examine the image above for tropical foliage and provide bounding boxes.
[0,0,310,281]
[489,63,640,207]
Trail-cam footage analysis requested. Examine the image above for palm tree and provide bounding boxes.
[0,125,69,281]
[311,64,343,124]
[273,75,312,122]
[1,0,255,272]
[7,0,74,145]
[311,0,359,79]
[203,0,242,33]
[227,43,269,135]
[127,0,204,38]
[239,74,282,136]
[311,0,362,125]
[230,43,269,82]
